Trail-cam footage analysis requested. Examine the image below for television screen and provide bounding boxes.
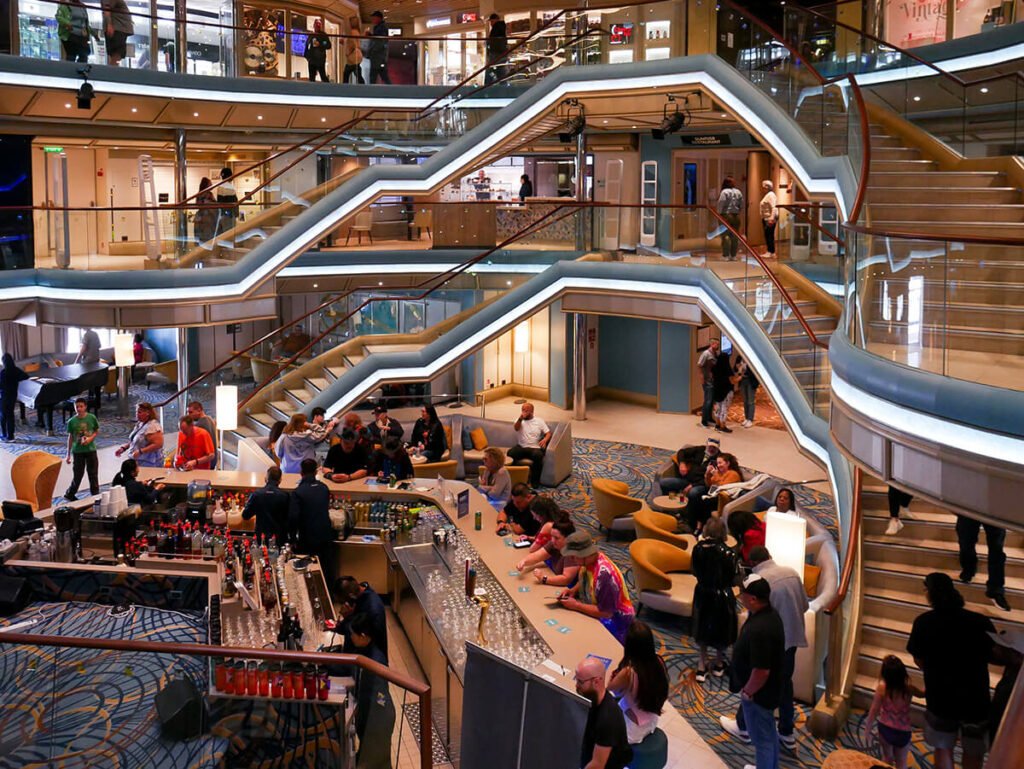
[290,31,307,56]
[609,23,634,45]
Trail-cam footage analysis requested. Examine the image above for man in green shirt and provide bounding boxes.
[64,397,100,500]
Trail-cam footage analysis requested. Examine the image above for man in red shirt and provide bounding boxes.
[175,415,215,470]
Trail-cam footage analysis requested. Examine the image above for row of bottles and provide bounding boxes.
[338,500,419,528]
[213,659,331,701]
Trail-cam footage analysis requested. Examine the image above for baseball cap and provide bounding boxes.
[706,437,721,451]
[740,573,771,601]
[561,531,599,560]
[373,405,388,415]
[340,429,357,441]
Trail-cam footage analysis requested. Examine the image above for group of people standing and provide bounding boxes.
[697,338,760,432]
[715,177,779,261]
[56,0,132,65]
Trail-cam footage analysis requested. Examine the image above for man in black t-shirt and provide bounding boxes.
[323,429,369,483]
[498,484,539,538]
[575,656,631,769]
[908,571,996,769]
[732,574,784,769]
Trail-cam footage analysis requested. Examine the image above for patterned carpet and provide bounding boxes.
[557,438,930,769]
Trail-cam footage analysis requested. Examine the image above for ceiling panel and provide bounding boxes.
[159,100,234,126]
[0,87,36,115]
[92,96,166,123]
[23,90,111,120]
[223,104,297,128]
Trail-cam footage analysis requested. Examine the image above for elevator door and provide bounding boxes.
[601,158,623,250]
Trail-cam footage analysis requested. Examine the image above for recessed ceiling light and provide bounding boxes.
[321,117,327,122]
[257,115,263,120]
[64,103,71,109]
[131,107,137,113]
[720,113,728,118]
[506,280,512,286]
[313,283,318,288]
[378,281,383,286]
[113,146,119,150]
[193,111,199,117]
[913,95,921,102]
[980,87,989,93]
[602,119,608,124]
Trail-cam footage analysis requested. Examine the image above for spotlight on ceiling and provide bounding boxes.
[76,64,94,110]
[557,99,586,144]
[651,95,689,140]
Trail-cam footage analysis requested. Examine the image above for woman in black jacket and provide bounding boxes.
[690,516,740,682]
[711,349,735,433]
[112,459,165,506]
[0,353,28,442]
[410,404,447,462]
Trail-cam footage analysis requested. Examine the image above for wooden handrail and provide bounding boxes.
[705,207,831,350]
[717,0,828,86]
[843,221,1024,247]
[825,464,862,615]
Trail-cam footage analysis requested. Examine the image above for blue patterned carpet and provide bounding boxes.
[558,439,915,769]
[0,601,225,768]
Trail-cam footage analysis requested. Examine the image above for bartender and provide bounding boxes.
[111,459,165,506]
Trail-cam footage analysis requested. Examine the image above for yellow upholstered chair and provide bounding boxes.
[103,367,119,398]
[414,460,458,480]
[592,478,644,537]
[633,507,698,552]
[145,359,178,390]
[629,538,697,618]
[10,450,62,512]
[506,464,530,486]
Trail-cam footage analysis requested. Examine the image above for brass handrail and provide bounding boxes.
[0,629,432,769]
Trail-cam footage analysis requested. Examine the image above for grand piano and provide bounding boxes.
[17,362,110,435]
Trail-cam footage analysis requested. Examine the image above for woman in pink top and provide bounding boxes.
[864,655,924,769]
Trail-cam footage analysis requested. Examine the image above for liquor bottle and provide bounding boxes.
[146,520,158,553]
[191,524,203,557]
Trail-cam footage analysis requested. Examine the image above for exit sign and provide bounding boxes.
[43,146,64,153]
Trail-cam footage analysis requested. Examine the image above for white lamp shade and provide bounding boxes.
[215,385,238,432]
[114,333,134,368]
[513,321,530,354]
[765,511,807,581]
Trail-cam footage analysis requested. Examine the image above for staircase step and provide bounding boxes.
[863,593,1021,636]
[305,376,330,392]
[865,561,1024,604]
[869,202,1024,223]
[864,537,1024,582]
[868,186,1020,205]
[325,366,347,381]
[246,411,277,434]
[266,400,294,421]
[869,170,1005,188]
[869,159,938,172]
[285,388,314,407]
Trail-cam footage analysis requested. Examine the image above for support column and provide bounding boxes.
[575,131,587,250]
[174,0,187,73]
[176,326,191,421]
[175,128,188,250]
[573,313,587,421]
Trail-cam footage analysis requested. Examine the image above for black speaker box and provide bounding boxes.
[0,576,30,616]
[155,677,206,740]
[0,519,20,542]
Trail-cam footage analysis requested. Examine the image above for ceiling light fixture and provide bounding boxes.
[557,99,586,143]
[652,95,689,140]
[257,115,263,120]
[75,64,94,110]
[980,86,989,93]
[193,111,199,117]
[913,95,921,102]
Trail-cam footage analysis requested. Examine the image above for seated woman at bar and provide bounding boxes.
[349,612,396,769]
[515,518,580,588]
[410,404,447,462]
[368,436,414,482]
[477,447,511,502]
[111,458,165,506]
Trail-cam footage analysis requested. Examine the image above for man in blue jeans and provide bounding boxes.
[730,574,785,769]
[696,339,719,428]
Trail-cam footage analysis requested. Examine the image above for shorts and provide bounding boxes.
[923,711,989,755]
[878,723,911,749]
[106,30,127,58]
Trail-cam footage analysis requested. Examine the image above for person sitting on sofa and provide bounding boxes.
[410,404,447,461]
[659,447,706,497]
[680,438,725,532]
[369,436,414,481]
[509,402,550,487]
[367,405,404,446]
[497,483,539,537]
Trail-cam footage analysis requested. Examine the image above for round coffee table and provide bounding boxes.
[651,495,687,514]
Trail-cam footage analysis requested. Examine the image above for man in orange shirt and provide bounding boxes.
[175,415,215,470]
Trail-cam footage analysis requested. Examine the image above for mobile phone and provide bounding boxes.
[512,540,532,549]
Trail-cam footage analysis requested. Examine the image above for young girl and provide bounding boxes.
[864,655,922,769]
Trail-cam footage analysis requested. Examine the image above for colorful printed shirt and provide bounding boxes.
[579,553,635,642]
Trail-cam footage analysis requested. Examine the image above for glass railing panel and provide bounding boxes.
[849,228,1024,391]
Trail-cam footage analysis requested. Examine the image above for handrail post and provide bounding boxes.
[419,689,432,769]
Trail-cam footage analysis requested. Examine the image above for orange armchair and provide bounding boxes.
[633,507,697,552]
[10,450,62,512]
[629,538,697,619]
[592,477,644,538]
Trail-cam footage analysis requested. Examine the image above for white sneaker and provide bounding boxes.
[744,765,756,769]
[720,716,751,743]
[742,420,753,428]
[884,518,904,536]
[899,505,914,520]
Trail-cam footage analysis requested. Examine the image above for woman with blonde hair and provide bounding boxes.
[116,401,164,467]
[275,412,330,473]
[478,446,511,502]
[343,16,365,84]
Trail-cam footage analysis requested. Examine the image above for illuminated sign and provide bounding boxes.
[609,23,634,45]
[426,17,451,29]
[43,146,64,153]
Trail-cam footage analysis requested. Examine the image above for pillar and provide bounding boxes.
[573,313,587,420]
[174,0,187,73]
[175,128,188,248]
[176,326,191,420]
[575,131,587,249]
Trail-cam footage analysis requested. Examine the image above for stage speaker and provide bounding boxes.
[0,576,30,616]
[155,677,206,739]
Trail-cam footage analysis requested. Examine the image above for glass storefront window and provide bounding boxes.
[241,5,284,76]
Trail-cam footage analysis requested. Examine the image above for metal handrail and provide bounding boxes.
[776,203,847,247]
[155,202,583,411]
[237,204,583,410]
[0,629,432,769]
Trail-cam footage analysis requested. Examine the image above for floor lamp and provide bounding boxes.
[114,333,134,417]
[513,321,529,404]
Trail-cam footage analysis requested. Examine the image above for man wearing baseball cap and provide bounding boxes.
[556,531,635,643]
[731,574,785,769]
[368,404,403,446]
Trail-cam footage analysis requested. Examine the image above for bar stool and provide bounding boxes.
[629,727,667,769]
